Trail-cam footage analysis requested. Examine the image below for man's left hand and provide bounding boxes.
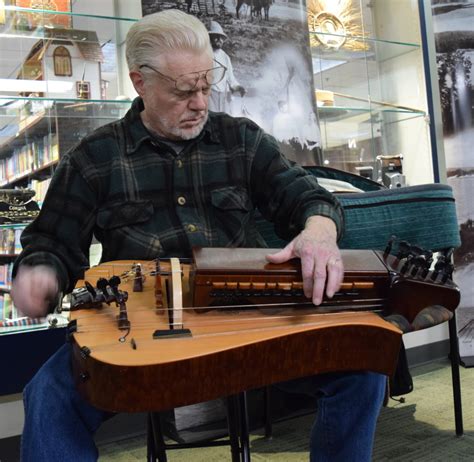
[266,216,344,305]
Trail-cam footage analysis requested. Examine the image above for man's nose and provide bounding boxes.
[189,89,208,110]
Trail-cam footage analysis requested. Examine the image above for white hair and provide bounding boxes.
[126,9,213,71]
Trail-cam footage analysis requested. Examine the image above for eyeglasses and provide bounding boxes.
[139,63,227,92]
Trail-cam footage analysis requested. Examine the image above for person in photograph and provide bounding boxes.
[11,9,385,462]
[208,20,246,114]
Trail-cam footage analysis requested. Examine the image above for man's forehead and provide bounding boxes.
[159,51,213,76]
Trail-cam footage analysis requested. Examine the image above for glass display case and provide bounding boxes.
[309,0,441,187]
[0,1,142,339]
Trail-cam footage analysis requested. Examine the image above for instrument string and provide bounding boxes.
[71,302,384,334]
[68,298,386,323]
[72,311,384,353]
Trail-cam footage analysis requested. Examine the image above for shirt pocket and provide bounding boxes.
[96,200,153,229]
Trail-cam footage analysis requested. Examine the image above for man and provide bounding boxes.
[11,9,385,462]
[208,20,246,114]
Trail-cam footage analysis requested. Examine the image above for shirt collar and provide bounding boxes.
[123,98,221,155]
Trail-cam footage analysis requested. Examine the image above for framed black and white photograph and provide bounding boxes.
[140,0,322,166]
[432,0,474,366]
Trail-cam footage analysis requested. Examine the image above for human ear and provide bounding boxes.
[129,70,146,97]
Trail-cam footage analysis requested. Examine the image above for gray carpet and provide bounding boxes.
[98,359,473,461]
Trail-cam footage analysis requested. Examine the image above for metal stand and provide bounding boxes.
[147,392,252,461]
[448,314,464,436]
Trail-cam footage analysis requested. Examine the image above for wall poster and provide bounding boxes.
[140,0,322,166]
[431,0,474,366]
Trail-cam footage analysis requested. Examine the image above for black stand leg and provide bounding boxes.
[448,315,464,436]
[227,395,243,462]
[263,386,273,439]
[147,413,168,462]
[238,393,251,462]
[226,393,252,461]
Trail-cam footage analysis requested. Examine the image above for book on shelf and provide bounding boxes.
[14,228,23,254]
[0,262,14,288]
[29,177,52,205]
[0,131,59,183]
[0,227,25,255]
[0,293,15,320]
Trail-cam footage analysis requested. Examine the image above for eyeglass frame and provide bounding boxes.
[139,62,227,92]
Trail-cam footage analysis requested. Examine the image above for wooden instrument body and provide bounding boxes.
[70,253,403,413]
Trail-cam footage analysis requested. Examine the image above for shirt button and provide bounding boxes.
[187,224,197,232]
[176,159,183,168]
[177,196,186,205]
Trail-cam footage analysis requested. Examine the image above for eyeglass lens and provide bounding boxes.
[176,66,226,91]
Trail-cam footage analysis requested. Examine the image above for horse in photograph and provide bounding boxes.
[236,0,271,20]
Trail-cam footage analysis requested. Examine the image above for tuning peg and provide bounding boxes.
[96,277,109,291]
[442,248,454,260]
[409,245,423,258]
[400,255,413,275]
[409,255,425,277]
[440,262,454,283]
[420,251,434,279]
[84,280,97,298]
[109,275,121,288]
[431,254,447,281]
[396,241,411,260]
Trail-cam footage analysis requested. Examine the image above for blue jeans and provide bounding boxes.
[21,343,109,462]
[21,343,386,461]
[277,371,386,461]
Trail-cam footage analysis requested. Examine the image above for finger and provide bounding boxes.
[265,244,294,264]
[311,257,327,306]
[325,257,344,298]
[300,253,316,299]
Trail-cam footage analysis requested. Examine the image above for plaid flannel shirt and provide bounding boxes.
[15,98,344,293]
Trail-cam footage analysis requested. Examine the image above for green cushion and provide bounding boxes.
[337,183,460,252]
[255,170,460,254]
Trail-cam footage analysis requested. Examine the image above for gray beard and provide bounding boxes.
[146,112,208,141]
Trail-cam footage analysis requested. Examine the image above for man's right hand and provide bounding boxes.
[10,265,59,318]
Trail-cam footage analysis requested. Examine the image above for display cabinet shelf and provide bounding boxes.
[309,0,436,186]
[0,98,132,187]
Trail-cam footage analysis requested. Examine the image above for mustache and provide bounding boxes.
[181,111,208,122]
